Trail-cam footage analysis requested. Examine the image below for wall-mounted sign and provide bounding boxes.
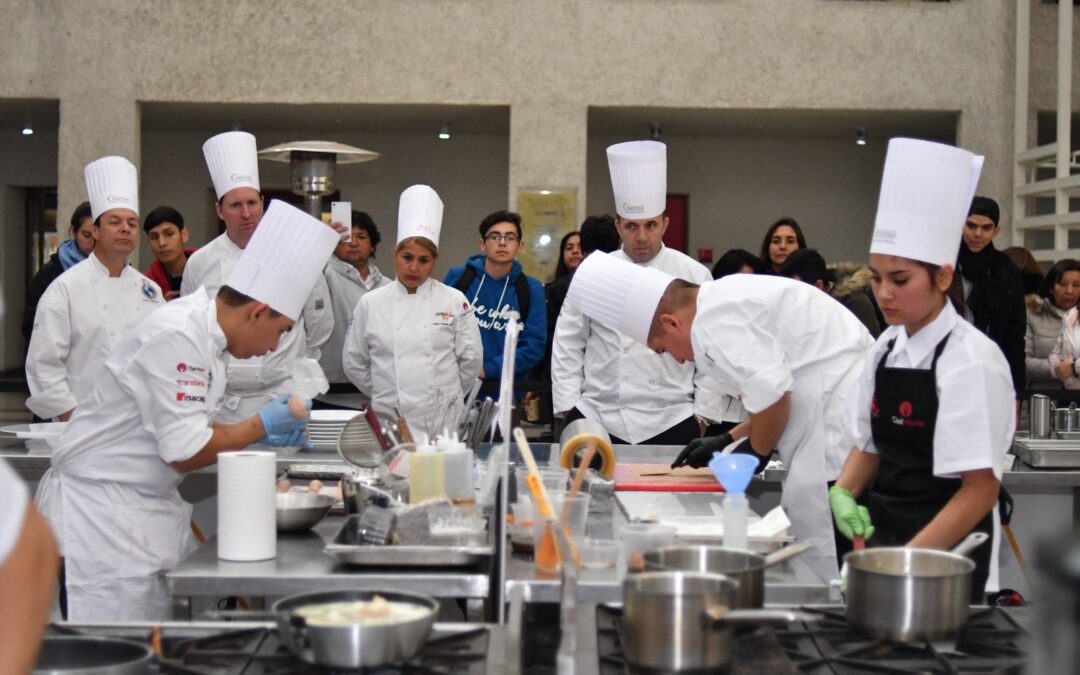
[518,187,577,283]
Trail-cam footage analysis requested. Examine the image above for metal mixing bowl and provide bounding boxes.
[276,492,335,532]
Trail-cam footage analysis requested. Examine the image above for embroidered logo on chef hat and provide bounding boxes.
[84,155,139,221]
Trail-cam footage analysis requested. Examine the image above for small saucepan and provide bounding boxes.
[33,635,154,674]
[844,531,989,642]
[641,540,814,609]
[621,571,819,672]
[271,589,438,668]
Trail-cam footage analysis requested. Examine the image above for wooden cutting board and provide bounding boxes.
[613,463,726,492]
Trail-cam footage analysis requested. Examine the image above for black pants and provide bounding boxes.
[566,408,700,445]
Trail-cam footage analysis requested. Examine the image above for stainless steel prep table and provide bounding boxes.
[166,515,491,619]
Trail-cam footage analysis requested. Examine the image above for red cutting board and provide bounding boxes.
[613,463,727,492]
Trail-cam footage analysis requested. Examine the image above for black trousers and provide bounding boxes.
[566,408,700,445]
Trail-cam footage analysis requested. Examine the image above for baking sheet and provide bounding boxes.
[613,463,725,492]
[324,514,493,567]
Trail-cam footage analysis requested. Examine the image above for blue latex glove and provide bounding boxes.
[261,427,313,449]
[258,395,310,436]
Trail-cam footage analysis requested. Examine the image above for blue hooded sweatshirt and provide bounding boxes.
[444,254,547,379]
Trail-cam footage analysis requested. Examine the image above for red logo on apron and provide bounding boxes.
[871,397,880,417]
[899,401,913,418]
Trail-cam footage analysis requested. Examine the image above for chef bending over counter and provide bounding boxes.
[35,198,340,622]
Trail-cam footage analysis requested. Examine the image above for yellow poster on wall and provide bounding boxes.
[518,188,577,283]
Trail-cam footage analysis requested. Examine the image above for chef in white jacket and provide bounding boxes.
[567,251,873,582]
[181,131,334,423]
[26,156,165,421]
[343,185,483,439]
[552,141,713,445]
[321,210,391,384]
[36,201,339,621]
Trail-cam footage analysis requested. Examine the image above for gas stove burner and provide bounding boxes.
[596,605,1027,675]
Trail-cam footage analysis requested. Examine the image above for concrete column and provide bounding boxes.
[508,98,589,220]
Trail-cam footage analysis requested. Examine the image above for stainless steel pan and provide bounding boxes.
[271,589,438,668]
[844,531,988,642]
[33,635,153,674]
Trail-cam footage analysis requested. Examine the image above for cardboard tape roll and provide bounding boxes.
[560,434,616,479]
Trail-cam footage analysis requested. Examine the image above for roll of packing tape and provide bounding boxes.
[559,418,616,479]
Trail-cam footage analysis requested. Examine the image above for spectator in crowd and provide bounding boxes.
[445,210,547,390]
[143,206,195,300]
[553,230,583,282]
[759,216,807,273]
[320,210,391,387]
[1040,261,1080,394]
[779,248,881,337]
[1004,246,1044,296]
[23,201,94,346]
[711,248,765,279]
[954,196,1027,401]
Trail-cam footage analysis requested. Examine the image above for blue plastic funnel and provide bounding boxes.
[708,453,758,494]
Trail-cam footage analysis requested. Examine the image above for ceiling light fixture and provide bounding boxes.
[21,118,33,136]
[855,127,867,146]
[438,123,451,141]
[650,123,662,140]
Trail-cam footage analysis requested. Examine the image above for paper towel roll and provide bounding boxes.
[217,451,277,561]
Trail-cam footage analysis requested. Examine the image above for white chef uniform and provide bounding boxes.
[568,253,873,582]
[35,201,339,621]
[854,137,1006,593]
[552,139,714,443]
[26,156,165,420]
[320,255,390,383]
[0,458,29,565]
[180,131,333,423]
[342,185,483,439]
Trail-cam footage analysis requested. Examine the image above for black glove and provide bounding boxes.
[730,438,771,474]
[671,432,733,469]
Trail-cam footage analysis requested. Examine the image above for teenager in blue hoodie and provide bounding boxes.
[445,210,547,387]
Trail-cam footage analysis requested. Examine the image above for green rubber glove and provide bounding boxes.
[828,486,875,541]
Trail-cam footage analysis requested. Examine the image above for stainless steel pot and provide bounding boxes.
[33,635,153,675]
[275,492,334,532]
[621,572,817,672]
[844,532,988,642]
[272,589,438,668]
[641,542,813,609]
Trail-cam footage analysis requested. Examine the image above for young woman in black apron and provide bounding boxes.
[828,139,1013,604]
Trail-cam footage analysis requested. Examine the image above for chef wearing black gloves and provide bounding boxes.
[670,432,770,473]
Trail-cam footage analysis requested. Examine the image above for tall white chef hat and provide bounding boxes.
[566,251,676,346]
[397,184,444,248]
[203,131,261,200]
[871,138,984,267]
[608,140,667,220]
[226,200,339,320]
[84,156,138,221]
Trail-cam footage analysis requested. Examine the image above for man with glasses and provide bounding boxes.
[445,210,546,397]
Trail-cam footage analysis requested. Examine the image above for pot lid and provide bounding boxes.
[258,140,379,164]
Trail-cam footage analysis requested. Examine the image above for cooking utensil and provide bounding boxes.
[844,531,989,642]
[621,571,818,672]
[1030,394,1052,438]
[272,589,438,668]
[276,492,334,532]
[514,427,572,571]
[33,635,154,675]
[336,412,384,468]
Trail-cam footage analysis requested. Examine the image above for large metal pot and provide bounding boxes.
[621,572,816,672]
[844,532,988,642]
[641,542,813,609]
[33,635,153,674]
[272,589,438,668]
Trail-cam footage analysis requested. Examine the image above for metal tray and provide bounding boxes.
[1013,438,1080,468]
[325,514,494,567]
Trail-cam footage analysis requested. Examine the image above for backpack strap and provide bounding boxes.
[515,274,531,323]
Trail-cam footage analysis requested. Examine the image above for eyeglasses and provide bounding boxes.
[485,233,520,243]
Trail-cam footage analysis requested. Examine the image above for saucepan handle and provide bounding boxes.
[700,606,822,629]
[950,531,989,558]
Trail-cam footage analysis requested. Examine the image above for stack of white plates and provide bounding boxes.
[307,410,361,451]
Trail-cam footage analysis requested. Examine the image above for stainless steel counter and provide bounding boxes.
[166,516,491,617]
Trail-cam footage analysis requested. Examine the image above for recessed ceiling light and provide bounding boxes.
[438,122,451,141]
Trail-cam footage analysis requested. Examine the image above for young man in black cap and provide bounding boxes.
[955,196,1026,404]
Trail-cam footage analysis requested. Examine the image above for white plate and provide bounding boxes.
[0,422,67,439]
[310,410,361,423]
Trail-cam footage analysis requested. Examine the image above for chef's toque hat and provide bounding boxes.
[608,140,667,220]
[85,156,138,221]
[396,184,444,248]
[567,251,676,346]
[203,131,261,200]
[871,138,984,267]
[226,200,338,320]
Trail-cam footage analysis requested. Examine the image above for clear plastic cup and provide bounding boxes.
[620,523,677,571]
[581,538,620,570]
[515,466,569,505]
[532,493,591,574]
[509,500,536,550]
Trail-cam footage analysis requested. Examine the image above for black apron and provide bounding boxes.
[867,332,994,604]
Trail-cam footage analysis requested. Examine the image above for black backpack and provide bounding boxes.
[452,266,531,322]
